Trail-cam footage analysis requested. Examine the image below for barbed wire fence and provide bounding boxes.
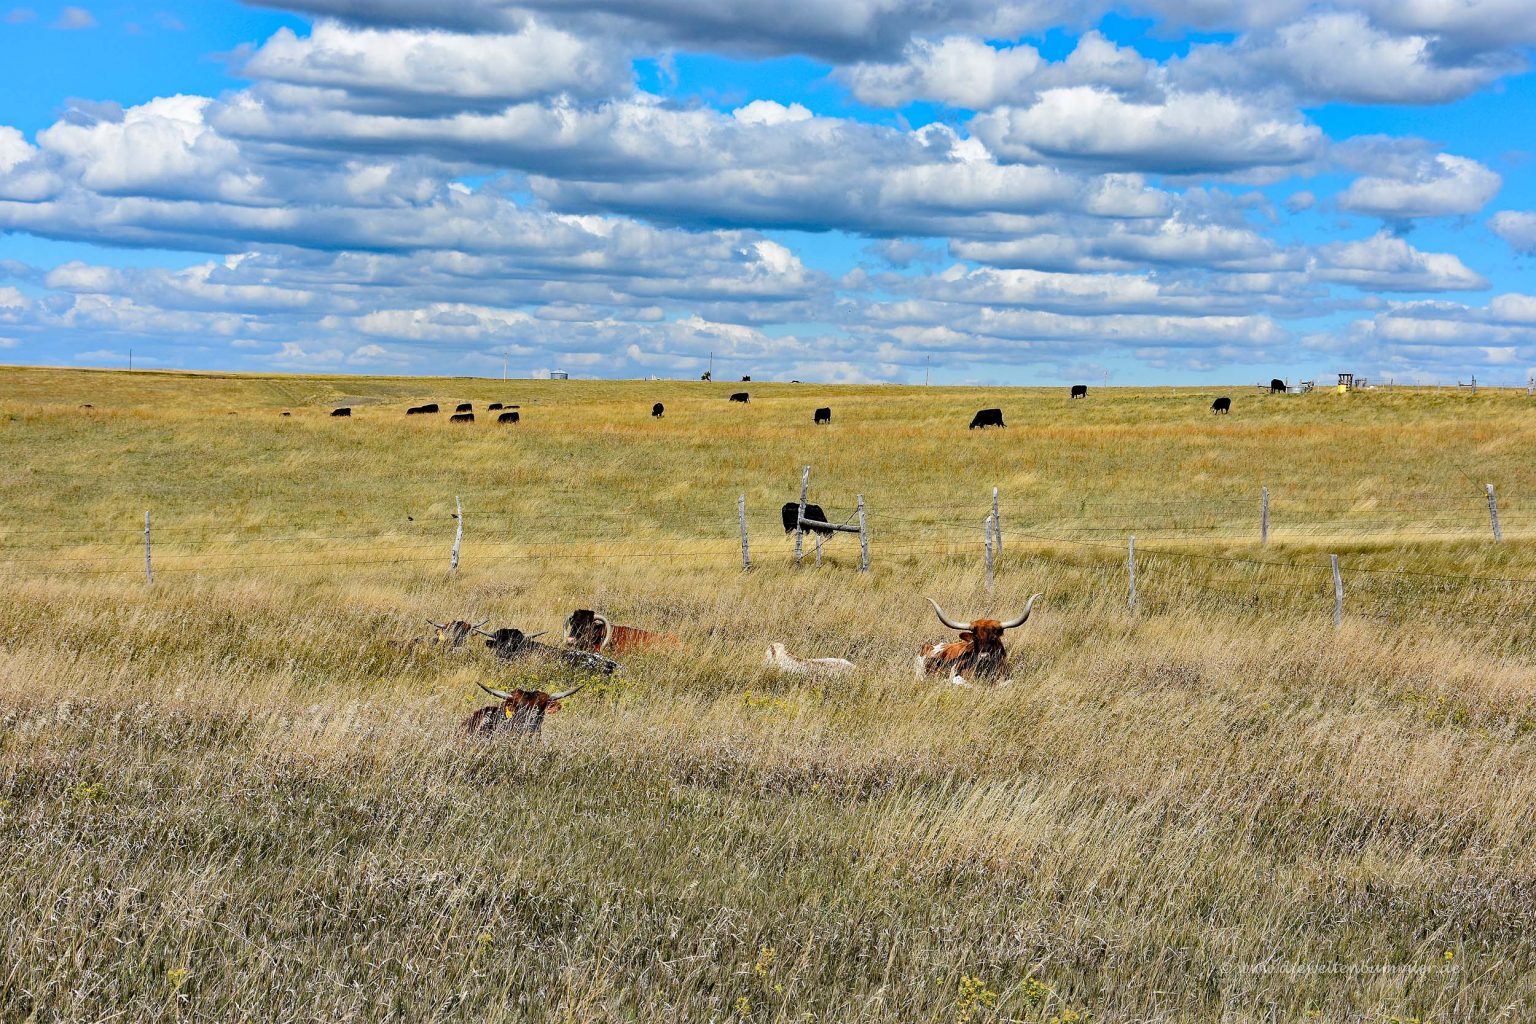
[2,473,1535,634]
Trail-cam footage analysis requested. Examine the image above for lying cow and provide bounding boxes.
[477,626,620,675]
[563,609,678,654]
[423,618,487,649]
[462,681,585,737]
[917,595,1041,686]
[765,643,855,676]
[407,403,439,415]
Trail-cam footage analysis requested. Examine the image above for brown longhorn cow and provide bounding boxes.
[563,609,678,655]
[461,681,585,737]
[916,595,1041,686]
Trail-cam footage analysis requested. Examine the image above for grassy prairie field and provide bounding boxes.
[2,366,1536,1023]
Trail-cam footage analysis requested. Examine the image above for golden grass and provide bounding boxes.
[2,366,1535,1022]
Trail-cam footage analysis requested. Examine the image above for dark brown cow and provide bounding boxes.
[422,618,487,649]
[917,595,1041,686]
[563,609,678,654]
[462,681,584,737]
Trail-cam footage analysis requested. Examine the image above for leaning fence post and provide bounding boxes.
[1261,485,1270,546]
[794,465,809,566]
[984,514,995,590]
[992,486,1002,554]
[738,494,751,571]
[451,495,463,573]
[143,510,153,586]
[1331,554,1343,628]
[815,532,823,566]
[1127,535,1136,609]
[1487,484,1503,543]
[857,494,869,572]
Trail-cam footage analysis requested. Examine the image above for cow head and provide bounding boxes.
[562,609,612,651]
[468,681,584,735]
[426,618,488,648]
[476,626,547,656]
[923,595,1041,679]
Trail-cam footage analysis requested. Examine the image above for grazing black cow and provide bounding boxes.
[969,408,1005,429]
[331,408,351,417]
[814,407,831,424]
[478,627,619,675]
[782,501,833,536]
[730,392,749,403]
[1211,396,1231,414]
[455,402,473,413]
[701,371,712,381]
[1070,385,1088,399]
[451,412,475,423]
[80,404,93,408]
[488,402,503,411]
[497,411,520,424]
[407,403,439,415]
[1270,378,1286,394]
[281,412,290,416]
[652,402,664,418]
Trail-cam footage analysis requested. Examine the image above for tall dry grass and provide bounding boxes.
[2,367,1535,1022]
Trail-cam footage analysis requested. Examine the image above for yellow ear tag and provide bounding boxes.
[504,706,513,718]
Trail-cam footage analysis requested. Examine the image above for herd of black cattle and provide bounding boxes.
[322,383,1262,427]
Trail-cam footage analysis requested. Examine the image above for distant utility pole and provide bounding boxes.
[925,355,931,386]
[503,355,507,381]
[128,348,132,371]
[709,351,714,379]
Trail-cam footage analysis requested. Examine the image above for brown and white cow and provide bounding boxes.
[916,595,1041,686]
[461,681,584,736]
[563,609,678,654]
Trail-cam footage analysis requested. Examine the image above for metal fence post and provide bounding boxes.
[739,494,751,571]
[1487,484,1503,543]
[794,466,809,566]
[143,511,153,586]
[1331,554,1343,628]
[1261,485,1270,546]
[1127,535,1136,609]
[451,495,462,573]
[857,495,869,572]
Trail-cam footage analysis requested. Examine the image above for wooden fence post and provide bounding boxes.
[1486,484,1503,543]
[983,514,994,590]
[143,510,153,586]
[794,466,809,566]
[992,487,1002,554]
[1261,485,1270,546]
[857,495,869,572]
[815,532,823,566]
[1127,535,1136,609]
[738,494,751,571]
[451,495,462,573]
[1331,554,1343,628]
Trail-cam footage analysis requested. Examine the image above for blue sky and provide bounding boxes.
[1,1,1535,384]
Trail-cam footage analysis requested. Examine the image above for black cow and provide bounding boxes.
[969,408,1005,429]
[1070,385,1088,399]
[455,402,473,413]
[701,371,712,381]
[479,627,618,675]
[741,375,751,382]
[331,408,351,417]
[497,411,520,424]
[652,402,664,418]
[781,501,833,536]
[814,407,831,424]
[1211,396,1231,414]
[281,412,290,416]
[451,412,475,423]
[80,403,93,408]
[1269,378,1286,394]
[407,403,439,415]
[730,392,749,403]
[488,402,503,411]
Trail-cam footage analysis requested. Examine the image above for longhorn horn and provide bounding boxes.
[478,682,515,701]
[999,593,1043,630]
[471,627,497,638]
[549,681,586,702]
[593,613,612,652]
[526,631,548,641]
[472,618,491,629]
[926,598,971,632]
[426,619,448,630]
